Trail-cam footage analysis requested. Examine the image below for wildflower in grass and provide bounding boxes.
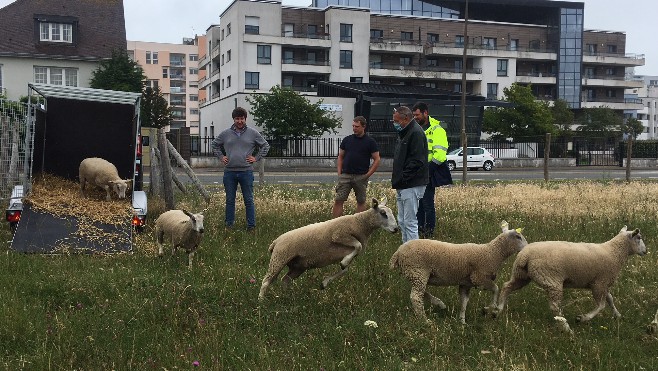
[364,320,378,328]
[249,277,256,284]
[193,360,200,367]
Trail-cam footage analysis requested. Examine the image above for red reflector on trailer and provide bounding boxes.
[6,210,21,223]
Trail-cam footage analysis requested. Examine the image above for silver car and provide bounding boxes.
[446,147,496,171]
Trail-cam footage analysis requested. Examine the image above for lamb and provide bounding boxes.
[493,226,646,324]
[79,157,131,201]
[155,209,205,269]
[389,221,527,324]
[258,197,399,301]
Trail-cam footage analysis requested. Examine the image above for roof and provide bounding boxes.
[0,0,126,60]
[29,83,141,106]
[318,82,512,107]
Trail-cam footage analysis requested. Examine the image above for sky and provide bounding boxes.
[1,0,655,74]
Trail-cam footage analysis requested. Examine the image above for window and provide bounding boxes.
[221,54,224,66]
[509,39,519,51]
[227,75,231,87]
[606,89,617,98]
[145,80,159,90]
[584,67,595,78]
[454,83,462,92]
[307,51,316,63]
[245,72,259,89]
[487,83,498,99]
[426,58,438,67]
[189,68,198,75]
[340,50,352,68]
[39,22,73,43]
[401,31,413,41]
[370,55,382,68]
[284,23,294,37]
[189,54,198,61]
[0,65,3,92]
[283,75,293,87]
[227,50,231,62]
[257,45,271,64]
[283,50,294,64]
[221,79,224,90]
[190,94,198,101]
[307,25,318,38]
[340,23,353,42]
[427,33,439,44]
[586,44,597,55]
[454,59,463,71]
[455,35,464,47]
[350,77,363,83]
[425,82,437,88]
[221,29,224,40]
[483,37,497,49]
[370,29,383,40]
[497,59,508,76]
[226,23,231,36]
[606,67,616,75]
[400,56,412,65]
[245,16,259,34]
[190,108,199,115]
[146,51,158,64]
[162,68,168,78]
[585,89,596,100]
[607,44,617,53]
[33,66,78,86]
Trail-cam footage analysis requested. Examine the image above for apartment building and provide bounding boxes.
[0,0,127,100]
[127,38,203,134]
[626,76,658,140]
[198,0,645,138]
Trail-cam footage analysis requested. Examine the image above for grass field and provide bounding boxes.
[1,180,657,369]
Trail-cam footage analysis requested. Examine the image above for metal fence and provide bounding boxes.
[0,98,30,200]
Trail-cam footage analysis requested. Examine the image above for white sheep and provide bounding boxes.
[389,221,527,324]
[493,226,646,323]
[79,157,131,201]
[155,209,205,269]
[258,198,399,301]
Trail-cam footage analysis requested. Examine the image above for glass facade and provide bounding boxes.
[557,7,583,109]
[313,0,459,18]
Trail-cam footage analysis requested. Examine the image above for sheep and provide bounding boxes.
[493,226,646,324]
[79,157,131,201]
[389,221,527,324]
[258,197,399,301]
[647,309,658,334]
[155,209,205,269]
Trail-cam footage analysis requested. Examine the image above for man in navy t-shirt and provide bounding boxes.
[332,116,380,218]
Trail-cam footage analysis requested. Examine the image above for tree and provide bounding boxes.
[483,83,555,139]
[575,107,623,138]
[622,117,644,139]
[90,49,145,92]
[141,86,172,129]
[246,85,341,139]
[550,98,575,138]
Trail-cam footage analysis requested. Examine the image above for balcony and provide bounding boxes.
[581,96,644,110]
[370,38,423,54]
[280,32,331,48]
[582,75,645,88]
[169,74,186,81]
[283,85,318,93]
[582,52,645,67]
[210,44,221,62]
[169,61,186,67]
[369,63,482,80]
[424,41,557,60]
[281,58,330,74]
[515,71,557,84]
[170,87,186,94]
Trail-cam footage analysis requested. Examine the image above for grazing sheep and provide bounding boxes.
[258,198,399,301]
[155,209,205,269]
[494,226,646,323]
[389,221,527,324]
[79,157,131,201]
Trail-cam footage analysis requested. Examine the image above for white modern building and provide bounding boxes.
[627,75,658,140]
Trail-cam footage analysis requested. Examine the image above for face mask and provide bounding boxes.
[393,122,402,132]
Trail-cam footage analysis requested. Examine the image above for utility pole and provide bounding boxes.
[460,0,469,184]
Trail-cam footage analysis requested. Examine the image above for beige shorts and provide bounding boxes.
[335,173,369,203]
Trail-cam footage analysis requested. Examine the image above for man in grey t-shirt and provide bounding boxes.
[212,107,269,231]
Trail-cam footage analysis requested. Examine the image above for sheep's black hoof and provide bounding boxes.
[575,315,584,323]
[339,263,347,270]
[320,283,326,290]
[647,323,657,334]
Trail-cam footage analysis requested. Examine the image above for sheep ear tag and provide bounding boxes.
[515,228,524,234]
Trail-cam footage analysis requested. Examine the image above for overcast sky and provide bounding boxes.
[1,0,655,74]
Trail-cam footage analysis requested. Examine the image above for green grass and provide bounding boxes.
[1,181,657,369]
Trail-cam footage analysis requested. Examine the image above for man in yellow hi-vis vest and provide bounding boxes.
[412,102,453,238]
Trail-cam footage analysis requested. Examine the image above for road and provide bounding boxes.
[151,167,658,185]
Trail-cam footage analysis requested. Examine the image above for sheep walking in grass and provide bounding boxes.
[258,198,399,301]
[389,221,527,324]
[493,226,646,324]
[79,157,131,201]
[155,209,205,269]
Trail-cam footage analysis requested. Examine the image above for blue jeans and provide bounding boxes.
[396,185,426,243]
[417,184,436,237]
[223,170,255,228]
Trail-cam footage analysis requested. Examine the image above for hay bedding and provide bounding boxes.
[23,174,133,253]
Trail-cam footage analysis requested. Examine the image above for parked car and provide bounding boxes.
[446,147,496,171]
